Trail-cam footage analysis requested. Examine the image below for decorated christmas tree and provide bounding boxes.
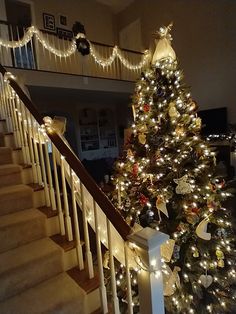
[110,24,236,313]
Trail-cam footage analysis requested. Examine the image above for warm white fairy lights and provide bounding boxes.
[0,25,150,70]
[89,43,151,70]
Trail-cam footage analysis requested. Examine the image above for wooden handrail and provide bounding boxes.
[0,63,131,240]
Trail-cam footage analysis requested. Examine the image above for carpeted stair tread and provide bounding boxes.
[0,208,46,253]
[0,147,13,165]
[0,164,22,175]
[0,164,22,188]
[0,184,33,215]
[0,237,63,301]
[0,133,4,146]
[0,272,86,314]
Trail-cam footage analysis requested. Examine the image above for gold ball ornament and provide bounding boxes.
[181,114,191,124]
[127,149,134,158]
[138,133,146,144]
[218,259,225,268]
[186,213,199,224]
[193,249,199,258]
[189,101,197,111]
[168,102,180,119]
[195,117,202,130]
[175,125,185,136]
[140,124,148,133]
[216,249,224,260]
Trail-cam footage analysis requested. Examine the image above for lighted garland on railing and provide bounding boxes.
[0,25,151,70]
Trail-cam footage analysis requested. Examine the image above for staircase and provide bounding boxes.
[0,64,167,314]
[0,129,91,313]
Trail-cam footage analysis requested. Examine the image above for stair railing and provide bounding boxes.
[0,63,167,314]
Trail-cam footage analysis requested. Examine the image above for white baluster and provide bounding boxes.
[106,218,120,313]
[52,145,65,235]
[70,169,84,270]
[1,78,6,118]
[5,86,13,132]
[61,156,73,241]
[16,26,24,68]
[51,34,58,72]
[94,200,108,313]
[19,101,30,164]
[9,25,16,67]
[80,182,94,279]
[37,129,50,206]
[29,36,36,69]
[24,108,37,183]
[124,242,133,314]
[10,95,21,148]
[44,140,56,210]
[23,27,30,69]
[30,115,42,184]
[15,98,27,163]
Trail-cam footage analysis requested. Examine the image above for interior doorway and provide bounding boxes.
[5,0,36,68]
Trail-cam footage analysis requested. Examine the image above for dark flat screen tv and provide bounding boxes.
[198,107,228,135]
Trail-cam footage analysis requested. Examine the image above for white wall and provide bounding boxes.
[116,0,236,123]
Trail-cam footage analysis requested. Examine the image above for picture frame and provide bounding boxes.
[57,27,73,40]
[43,13,55,31]
[59,15,67,27]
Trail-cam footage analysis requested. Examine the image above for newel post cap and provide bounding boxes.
[127,227,169,251]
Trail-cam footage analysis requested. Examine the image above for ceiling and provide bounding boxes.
[95,0,134,13]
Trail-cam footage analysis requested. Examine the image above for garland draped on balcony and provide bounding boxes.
[0,25,151,71]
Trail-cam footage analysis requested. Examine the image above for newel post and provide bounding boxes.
[128,227,169,314]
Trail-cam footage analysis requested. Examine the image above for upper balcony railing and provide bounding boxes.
[0,21,151,82]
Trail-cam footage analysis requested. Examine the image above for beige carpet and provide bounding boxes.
[0,133,86,313]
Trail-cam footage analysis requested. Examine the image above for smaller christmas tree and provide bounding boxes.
[109,24,236,313]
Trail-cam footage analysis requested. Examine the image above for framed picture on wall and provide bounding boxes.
[59,15,67,27]
[43,13,55,31]
[57,28,73,40]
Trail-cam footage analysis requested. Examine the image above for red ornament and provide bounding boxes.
[192,206,200,214]
[139,193,148,206]
[133,163,139,176]
[143,104,150,112]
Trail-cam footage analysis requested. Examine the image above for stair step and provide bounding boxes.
[0,208,46,253]
[0,164,22,188]
[0,119,7,133]
[0,273,86,314]
[0,237,63,301]
[51,234,77,252]
[0,133,4,146]
[0,147,12,165]
[0,184,33,216]
[67,267,99,294]
[4,133,15,148]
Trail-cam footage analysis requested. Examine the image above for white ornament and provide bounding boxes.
[163,265,181,296]
[196,217,211,241]
[199,274,213,288]
[174,175,193,195]
[156,197,168,219]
